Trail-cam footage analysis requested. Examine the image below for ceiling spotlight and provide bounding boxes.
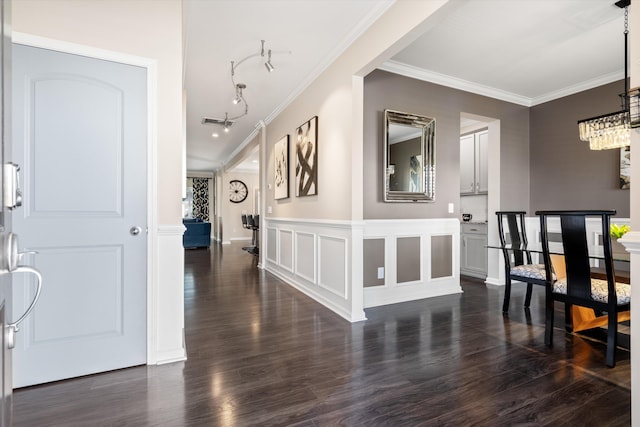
[233,83,246,105]
[264,49,275,72]
[212,132,219,138]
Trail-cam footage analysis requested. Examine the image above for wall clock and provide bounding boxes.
[229,179,248,203]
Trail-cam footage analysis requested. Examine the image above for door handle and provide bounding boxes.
[130,226,142,236]
[7,265,43,349]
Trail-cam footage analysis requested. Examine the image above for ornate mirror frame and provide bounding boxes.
[383,109,436,202]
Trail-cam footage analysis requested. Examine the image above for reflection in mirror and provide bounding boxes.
[383,109,435,202]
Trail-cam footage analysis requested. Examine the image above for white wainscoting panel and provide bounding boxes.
[151,224,187,364]
[278,229,294,272]
[295,232,316,283]
[266,227,277,263]
[264,218,365,322]
[318,236,347,298]
[363,219,461,308]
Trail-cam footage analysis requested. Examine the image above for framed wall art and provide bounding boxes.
[620,146,630,189]
[295,116,318,197]
[274,134,289,200]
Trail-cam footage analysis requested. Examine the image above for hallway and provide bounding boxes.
[13,242,631,426]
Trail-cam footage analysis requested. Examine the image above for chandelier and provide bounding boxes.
[577,0,637,150]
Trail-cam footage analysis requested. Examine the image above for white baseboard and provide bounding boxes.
[484,276,503,287]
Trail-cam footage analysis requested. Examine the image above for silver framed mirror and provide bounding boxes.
[383,109,435,202]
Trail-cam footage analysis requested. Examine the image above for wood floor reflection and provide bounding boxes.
[13,242,631,426]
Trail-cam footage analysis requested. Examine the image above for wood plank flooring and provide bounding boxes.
[13,242,631,426]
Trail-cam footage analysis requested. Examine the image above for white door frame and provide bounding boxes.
[11,32,165,365]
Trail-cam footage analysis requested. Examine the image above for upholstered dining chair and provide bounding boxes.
[536,210,630,368]
[496,211,550,313]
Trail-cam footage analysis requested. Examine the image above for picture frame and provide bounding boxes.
[274,134,289,200]
[295,116,318,197]
[620,146,630,189]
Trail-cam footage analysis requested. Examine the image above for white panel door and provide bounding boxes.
[11,44,147,387]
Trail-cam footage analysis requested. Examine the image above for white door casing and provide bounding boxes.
[0,0,12,423]
[11,43,148,387]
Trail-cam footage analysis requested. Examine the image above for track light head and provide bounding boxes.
[265,61,274,73]
[233,83,246,104]
[265,49,274,72]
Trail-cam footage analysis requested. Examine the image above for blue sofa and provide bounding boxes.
[183,218,212,249]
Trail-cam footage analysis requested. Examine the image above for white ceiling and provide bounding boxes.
[184,0,628,172]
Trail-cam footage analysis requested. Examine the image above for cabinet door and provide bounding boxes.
[476,131,489,193]
[461,234,488,277]
[460,134,475,194]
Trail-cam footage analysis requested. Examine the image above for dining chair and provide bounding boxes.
[242,215,257,255]
[496,211,550,313]
[536,210,630,368]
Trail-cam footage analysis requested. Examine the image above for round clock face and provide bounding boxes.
[229,179,248,203]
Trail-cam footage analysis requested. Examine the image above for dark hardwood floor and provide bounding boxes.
[13,242,631,426]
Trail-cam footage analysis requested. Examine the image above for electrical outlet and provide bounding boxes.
[448,202,454,214]
[267,206,272,214]
[377,267,384,280]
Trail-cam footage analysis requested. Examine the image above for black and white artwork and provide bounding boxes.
[620,146,630,189]
[192,177,210,221]
[274,135,289,200]
[295,116,318,197]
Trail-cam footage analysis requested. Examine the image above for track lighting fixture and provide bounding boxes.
[202,40,290,136]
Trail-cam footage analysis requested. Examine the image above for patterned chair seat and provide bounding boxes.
[511,264,555,281]
[553,278,631,305]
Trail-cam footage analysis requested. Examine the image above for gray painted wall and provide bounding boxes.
[363,239,384,287]
[364,69,530,219]
[529,80,630,217]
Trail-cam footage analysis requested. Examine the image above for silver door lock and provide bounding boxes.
[3,163,23,210]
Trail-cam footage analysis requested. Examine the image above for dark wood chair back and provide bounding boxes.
[536,209,628,367]
[538,210,616,304]
[496,211,532,269]
[496,211,548,313]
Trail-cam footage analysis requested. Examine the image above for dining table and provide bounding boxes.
[488,242,631,332]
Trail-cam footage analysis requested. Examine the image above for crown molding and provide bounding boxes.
[263,1,396,126]
[379,60,625,108]
[379,60,532,106]
[225,1,395,169]
[530,70,624,106]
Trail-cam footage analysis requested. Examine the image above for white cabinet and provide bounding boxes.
[460,223,487,278]
[460,130,488,195]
